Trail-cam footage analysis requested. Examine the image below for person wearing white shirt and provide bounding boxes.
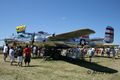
[9,47,15,65]
[88,48,95,62]
[32,46,37,58]
[3,44,8,62]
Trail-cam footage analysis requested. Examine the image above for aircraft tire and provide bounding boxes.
[52,53,61,60]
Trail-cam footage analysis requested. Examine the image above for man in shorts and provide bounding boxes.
[23,45,31,66]
[9,47,15,65]
[16,46,23,67]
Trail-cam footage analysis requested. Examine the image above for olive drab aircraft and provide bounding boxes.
[4,25,96,47]
[4,25,115,60]
[4,25,115,48]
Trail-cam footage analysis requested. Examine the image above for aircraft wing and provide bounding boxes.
[49,28,95,41]
[33,41,76,49]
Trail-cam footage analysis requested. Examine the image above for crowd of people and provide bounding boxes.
[62,46,120,62]
[2,43,120,67]
[3,44,32,67]
[2,44,61,66]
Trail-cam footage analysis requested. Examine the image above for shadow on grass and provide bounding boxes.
[22,65,41,67]
[61,56,118,74]
[5,61,10,63]
[94,55,120,59]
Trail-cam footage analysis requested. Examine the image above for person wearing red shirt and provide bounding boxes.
[23,45,31,66]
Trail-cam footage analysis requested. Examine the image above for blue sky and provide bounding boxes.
[0,0,120,44]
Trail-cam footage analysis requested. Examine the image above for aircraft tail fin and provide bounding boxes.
[104,26,114,43]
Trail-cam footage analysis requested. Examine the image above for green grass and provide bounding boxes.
[0,54,120,80]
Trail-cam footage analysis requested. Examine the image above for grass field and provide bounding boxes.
[0,54,120,80]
